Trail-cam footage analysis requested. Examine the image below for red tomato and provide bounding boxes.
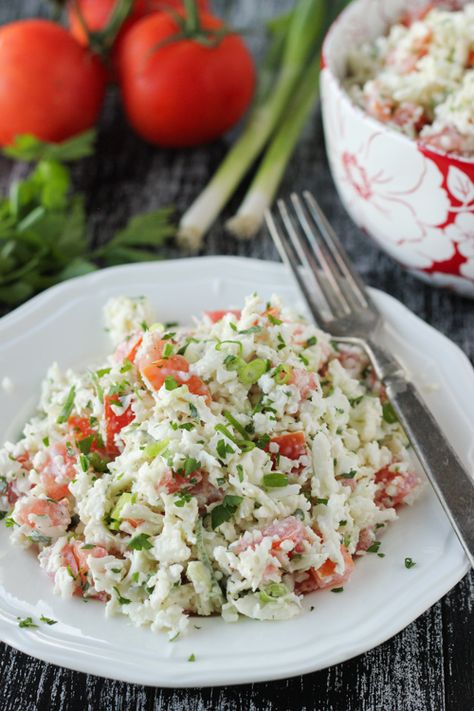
[375,466,420,509]
[104,394,135,457]
[37,442,78,500]
[206,310,241,323]
[68,415,105,454]
[68,0,209,48]
[114,332,143,364]
[140,352,211,402]
[0,20,106,146]
[295,546,355,594]
[61,540,107,593]
[269,432,307,461]
[117,12,255,146]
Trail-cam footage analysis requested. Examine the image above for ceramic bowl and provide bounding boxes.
[321,0,474,297]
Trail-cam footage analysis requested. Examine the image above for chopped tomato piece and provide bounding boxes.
[68,415,105,454]
[61,540,107,593]
[140,353,188,390]
[104,395,135,458]
[37,442,78,500]
[233,516,310,555]
[375,466,420,508]
[269,432,307,461]
[206,309,241,323]
[185,374,212,403]
[17,497,70,532]
[114,332,143,364]
[289,368,318,401]
[296,545,354,593]
[160,469,221,510]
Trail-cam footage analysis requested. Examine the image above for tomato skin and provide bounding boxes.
[206,310,241,323]
[104,395,135,457]
[117,12,256,147]
[0,20,106,146]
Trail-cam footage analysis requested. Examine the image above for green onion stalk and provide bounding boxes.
[226,53,322,239]
[178,0,327,251]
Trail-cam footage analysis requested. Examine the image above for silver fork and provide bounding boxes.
[265,190,474,568]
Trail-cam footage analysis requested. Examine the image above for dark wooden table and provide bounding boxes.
[1,2,473,709]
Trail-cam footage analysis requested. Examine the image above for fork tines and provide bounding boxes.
[265,192,372,328]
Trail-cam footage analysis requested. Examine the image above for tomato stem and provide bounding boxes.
[182,0,201,35]
[72,0,135,57]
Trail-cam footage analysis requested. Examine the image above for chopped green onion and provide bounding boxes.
[236,464,244,482]
[162,343,173,358]
[315,497,329,505]
[178,0,327,249]
[367,541,381,554]
[223,410,248,439]
[56,386,75,424]
[215,340,243,356]
[263,472,288,488]
[404,557,416,569]
[144,439,170,460]
[331,587,344,593]
[306,336,317,347]
[273,364,293,385]
[267,313,282,325]
[40,615,58,625]
[164,375,179,391]
[238,358,267,385]
[188,653,196,662]
[224,354,245,371]
[114,587,131,605]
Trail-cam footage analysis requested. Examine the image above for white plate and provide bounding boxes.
[0,257,471,687]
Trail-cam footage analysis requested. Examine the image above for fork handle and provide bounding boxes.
[385,376,474,568]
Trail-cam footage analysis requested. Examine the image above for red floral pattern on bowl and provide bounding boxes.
[321,0,474,297]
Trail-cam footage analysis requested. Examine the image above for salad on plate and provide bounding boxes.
[0,294,421,638]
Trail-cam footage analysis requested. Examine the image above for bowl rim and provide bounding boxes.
[321,0,474,168]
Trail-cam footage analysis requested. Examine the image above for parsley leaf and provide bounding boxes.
[211,495,243,529]
[128,533,153,551]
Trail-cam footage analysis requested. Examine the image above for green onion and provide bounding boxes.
[188,653,196,662]
[263,472,288,488]
[331,587,344,593]
[306,336,317,347]
[40,615,58,625]
[223,410,249,439]
[404,557,416,569]
[224,354,245,371]
[56,386,75,424]
[259,582,288,603]
[17,616,38,629]
[238,358,267,385]
[144,439,170,460]
[215,340,243,356]
[162,343,173,358]
[178,0,327,250]
[273,363,293,385]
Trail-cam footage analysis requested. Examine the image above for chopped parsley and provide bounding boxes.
[211,495,244,529]
[188,653,196,662]
[267,314,282,325]
[315,497,329,505]
[114,587,131,605]
[42,436,50,447]
[340,470,357,479]
[120,359,133,373]
[217,439,234,459]
[382,402,398,424]
[17,616,38,628]
[128,533,153,551]
[305,336,317,347]
[175,491,193,507]
[367,541,381,554]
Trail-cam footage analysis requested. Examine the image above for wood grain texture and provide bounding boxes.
[0,1,472,710]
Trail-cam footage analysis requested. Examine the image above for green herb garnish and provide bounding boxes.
[128,533,153,551]
[404,557,416,569]
[263,472,288,488]
[56,386,75,424]
[211,495,243,529]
